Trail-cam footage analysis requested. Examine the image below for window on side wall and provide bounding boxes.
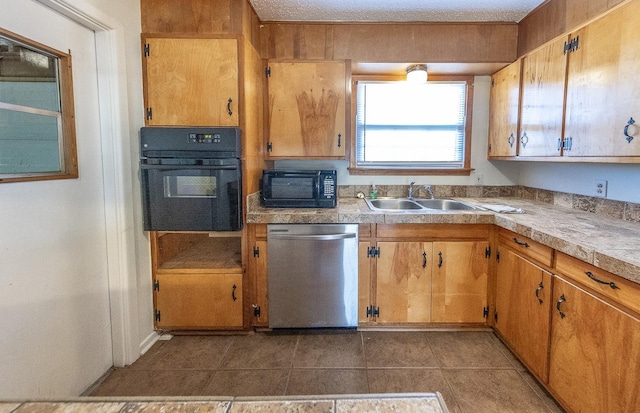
[0,28,77,183]
[350,75,473,175]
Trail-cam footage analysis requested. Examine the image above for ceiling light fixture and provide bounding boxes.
[406,64,428,83]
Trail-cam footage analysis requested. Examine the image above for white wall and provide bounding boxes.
[276,76,521,187]
[0,0,112,398]
[0,0,150,398]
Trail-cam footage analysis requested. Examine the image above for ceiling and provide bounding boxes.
[249,0,547,23]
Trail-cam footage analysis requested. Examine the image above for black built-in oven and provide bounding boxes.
[140,127,242,231]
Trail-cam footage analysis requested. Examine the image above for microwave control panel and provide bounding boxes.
[322,174,336,199]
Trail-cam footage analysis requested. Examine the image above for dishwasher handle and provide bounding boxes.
[269,233,356,241]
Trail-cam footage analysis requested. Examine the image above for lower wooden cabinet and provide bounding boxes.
[549,276,640,412]
[359,224,491,326]
[494,247,552,381]
[155,272,243,329]
[151,231,244,330]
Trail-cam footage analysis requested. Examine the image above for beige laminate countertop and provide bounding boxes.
[0,393,449,412]
[246,197,640,285]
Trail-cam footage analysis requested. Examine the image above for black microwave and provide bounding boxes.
[261,170,337,208]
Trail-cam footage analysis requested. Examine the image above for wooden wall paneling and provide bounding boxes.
[565,0,624,32]
[262,23,517,63]
[517,0,566,57]
[240,38,265,197]
[331,23,517,63]
[262,24,331,60]
[141,0,233,34]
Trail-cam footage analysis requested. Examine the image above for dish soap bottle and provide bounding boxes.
[370,184,378,199]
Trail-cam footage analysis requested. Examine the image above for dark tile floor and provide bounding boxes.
[90,330,564,413]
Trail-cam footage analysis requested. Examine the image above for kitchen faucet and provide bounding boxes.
[408,181,435,199]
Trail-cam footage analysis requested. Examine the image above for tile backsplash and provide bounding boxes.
[338,184,640,224]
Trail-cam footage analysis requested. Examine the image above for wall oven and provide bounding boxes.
[140,127,242,232]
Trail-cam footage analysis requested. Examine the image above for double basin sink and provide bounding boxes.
[365,197,483,212]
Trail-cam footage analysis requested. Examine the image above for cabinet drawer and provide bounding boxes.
[556,252,640,316]
[498,229,553,267]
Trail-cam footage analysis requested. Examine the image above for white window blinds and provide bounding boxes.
[355,81,467,169]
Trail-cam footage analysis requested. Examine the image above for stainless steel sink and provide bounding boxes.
[366,198,424,210]
[413,199,481,211]
[365,197,483,212]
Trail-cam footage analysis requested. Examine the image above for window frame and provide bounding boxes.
[349,74,474,176]
[0,27,78,184]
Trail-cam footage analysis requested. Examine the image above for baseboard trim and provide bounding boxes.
[139,331,159,356]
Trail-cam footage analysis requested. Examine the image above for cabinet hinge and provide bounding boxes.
[563,136,573,151]
[252,304,261,317]
[267,142,273,152]
[253,246,260,257]
[563,36,580,55]
[488,143,492,153]
[491,78,495,87]
[494,312,498,323]
[483,307,489,318]
[366,306,380,318]
[265,66,271,77]
[153,280,159,291]
[144,43,150,57]
[485,246,491,258]
[496,250,500,263]
[154,310,161,322]
[367,246,380,258]
[146,107,152,120]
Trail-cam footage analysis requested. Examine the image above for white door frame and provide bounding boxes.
[36,0,140,367]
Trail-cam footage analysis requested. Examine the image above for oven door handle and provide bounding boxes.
[140,164,238,170]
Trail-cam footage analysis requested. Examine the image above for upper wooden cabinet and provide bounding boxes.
[143,37,239,126]
[266,61,347,158]
[564,0,640,157]
[489,0,640,161]
[518,36,568,158]
[488,60,520,158]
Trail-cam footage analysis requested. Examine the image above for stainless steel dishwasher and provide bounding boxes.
[267,224,358,328]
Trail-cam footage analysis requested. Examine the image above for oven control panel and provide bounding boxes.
[189,133,221,144]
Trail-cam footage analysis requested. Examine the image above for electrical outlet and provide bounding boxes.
[594,180,608,198]
[474,173,484,185]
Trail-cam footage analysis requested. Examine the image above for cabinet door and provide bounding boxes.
[432,241,488,323]
[488,60,520,158]
[376,242,431,324]
[144,38,238,126]
[564,0,640,157]
[495,248,552,381]
[518,36,568,157]
[267,61,346,158]
[549,277,640,412]
[154,273,243,329]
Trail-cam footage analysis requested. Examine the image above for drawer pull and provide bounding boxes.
[586,271,620,290]
[513,237,530,248]
[535,282,544,304]
[232,284,238,301]
[556,294,566,319]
